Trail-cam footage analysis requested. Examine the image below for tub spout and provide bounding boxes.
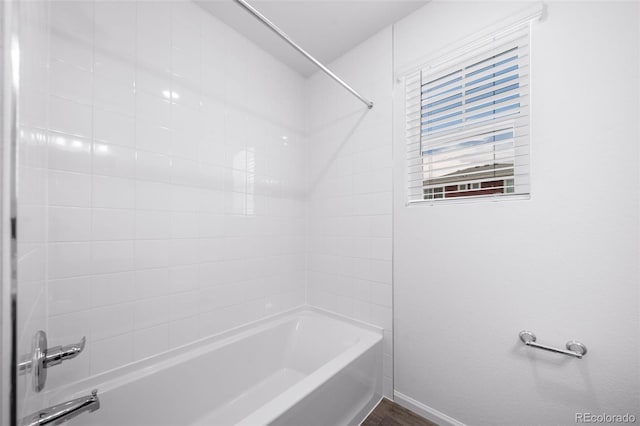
[21,389,100,426]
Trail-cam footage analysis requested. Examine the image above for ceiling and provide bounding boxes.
[197,0,429,77]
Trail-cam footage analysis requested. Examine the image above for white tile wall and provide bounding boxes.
[17,0,395,405]
[305,28,394,397]
[18,0,307,392]
[16,0,50,419]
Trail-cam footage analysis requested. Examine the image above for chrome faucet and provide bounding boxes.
[18,331,87,392]
[42,337,86,368]
[21,389,100,426]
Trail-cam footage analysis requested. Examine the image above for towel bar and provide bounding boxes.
[519,330,587,359]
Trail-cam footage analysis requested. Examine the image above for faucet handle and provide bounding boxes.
[44,336,86,368]
[18,332,88,392]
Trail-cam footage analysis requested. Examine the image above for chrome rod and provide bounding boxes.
[232,0,374,109]
[523,340,583,358]
[519,331,587,359]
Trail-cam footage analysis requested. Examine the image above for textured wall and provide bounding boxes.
[392,2,640,425]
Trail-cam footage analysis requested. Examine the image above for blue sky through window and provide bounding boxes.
[421,48,521,137]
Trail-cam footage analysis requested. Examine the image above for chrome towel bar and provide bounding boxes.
[519,330,587,359]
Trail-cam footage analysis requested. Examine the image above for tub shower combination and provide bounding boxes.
[12,0,382,424]
[49,310,382,426]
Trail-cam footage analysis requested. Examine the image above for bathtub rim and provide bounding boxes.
[234,331,382,426]
[45,305,383,406]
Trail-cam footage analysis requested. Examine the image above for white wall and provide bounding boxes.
[306,28,394,397]
[16,0,307,401]
[392,2,640,425]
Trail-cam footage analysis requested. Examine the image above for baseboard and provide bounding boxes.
[393,391,467,426]
[355,395,384,426]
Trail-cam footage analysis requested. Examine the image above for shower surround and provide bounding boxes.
[17,0,394,419]
[17,0,312,416]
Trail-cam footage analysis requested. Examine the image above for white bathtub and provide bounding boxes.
[52,308,382,426]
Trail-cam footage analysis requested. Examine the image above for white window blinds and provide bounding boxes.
[406,24,531,203]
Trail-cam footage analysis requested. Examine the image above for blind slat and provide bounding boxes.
[421,76,529,134]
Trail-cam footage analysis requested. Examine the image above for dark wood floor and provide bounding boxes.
[362,398,439,426]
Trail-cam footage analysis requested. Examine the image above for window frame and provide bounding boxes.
[405,22,533,206]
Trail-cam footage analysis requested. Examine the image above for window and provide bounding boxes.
[406,24,531,203]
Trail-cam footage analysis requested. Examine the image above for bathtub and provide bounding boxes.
[51,308,382,426]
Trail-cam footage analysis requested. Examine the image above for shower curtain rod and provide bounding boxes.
[232,0,374,109]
